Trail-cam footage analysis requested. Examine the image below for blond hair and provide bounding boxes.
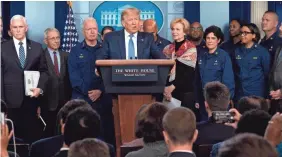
[121,8,140,21]
[170,18,190,34]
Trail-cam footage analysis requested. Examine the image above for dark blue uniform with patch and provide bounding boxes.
[232,44,270,101]
[68,40,115,146]
[195,48,235,120]
[260,31,282,67]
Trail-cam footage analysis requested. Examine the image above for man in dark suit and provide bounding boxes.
[195,82,235,145]
[40,28,71,137]
[1,15,48,143]
[269,46,282,114]
[163,107,197,157]
[102,8,165,59]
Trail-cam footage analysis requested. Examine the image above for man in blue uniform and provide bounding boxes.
[260,11,282,67]
[143,19,171,53]
[68,17,115,146]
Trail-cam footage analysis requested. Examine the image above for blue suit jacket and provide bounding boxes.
[102,29,166,59]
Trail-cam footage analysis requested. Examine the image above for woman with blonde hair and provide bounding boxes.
[163,18,199,119]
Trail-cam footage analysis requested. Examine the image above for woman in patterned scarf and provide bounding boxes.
[163,18,199,119]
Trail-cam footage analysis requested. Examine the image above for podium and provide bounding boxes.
[96,59,174,156]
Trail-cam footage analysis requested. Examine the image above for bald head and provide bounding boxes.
[143,19,158,39]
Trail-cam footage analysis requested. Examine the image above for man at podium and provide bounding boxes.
[102,8,166,60]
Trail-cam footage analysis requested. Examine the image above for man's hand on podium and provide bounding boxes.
[88,90,102,102]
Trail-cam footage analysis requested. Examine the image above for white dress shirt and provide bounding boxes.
[124,30,138,60]
[13,37,27,59]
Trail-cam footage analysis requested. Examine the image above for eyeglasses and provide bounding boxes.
[191,27,203,31]
[240,31,253,36]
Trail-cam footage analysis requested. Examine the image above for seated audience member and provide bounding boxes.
[162,107,197,157]
[53,107,101,157]
[218,133,278,157]
[195,81,235,145]
[29,99,91,157]
[68,138,110,157]
[237,96,269,114]
[211,109,271,157]
[101,26,114,41]
[264,113,282,157]
[1,100,24,144]
[1,123,19,157]
[126,102,169,157]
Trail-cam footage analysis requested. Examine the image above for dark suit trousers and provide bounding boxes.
[41,107,60,138]
[7,97,43,144]
[92,93,116,147]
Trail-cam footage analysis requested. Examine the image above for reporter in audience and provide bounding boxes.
[220,19,244,55]
[264,113,282,156]
[195,81,235,145]
[68,138,110,157]
[218,133,278,157]
[29,99,91,157]
[126,102,169,157]
[54,107,104,157]
[162,107,197,157]
[195,25,234,121]
[212,109,271,157]
[237,96,269,114]
[1,123,19,157]
[163,18,198,118]
[232,23,270,102]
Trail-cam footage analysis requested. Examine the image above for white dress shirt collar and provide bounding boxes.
[124,29,138,38]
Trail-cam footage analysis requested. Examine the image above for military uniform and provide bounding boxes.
[232,44,270,101]
[68,40,115,146]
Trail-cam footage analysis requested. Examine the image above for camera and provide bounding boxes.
[211,111,235,123]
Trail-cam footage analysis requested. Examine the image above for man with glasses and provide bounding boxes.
[41,28,72,137]
[68,17,115,146]
[188,22,206,55]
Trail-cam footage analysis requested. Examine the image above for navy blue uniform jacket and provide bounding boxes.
[68,41,104,104]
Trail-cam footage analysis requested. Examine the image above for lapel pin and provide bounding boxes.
[141,39,144,42]
[28,47,31,49]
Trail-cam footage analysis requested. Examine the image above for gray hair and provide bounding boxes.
[82,17,97,30]
[10,15,27,25]
[44,28,60,39]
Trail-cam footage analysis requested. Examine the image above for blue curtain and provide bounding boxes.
[55,1,69,43]
[183,1,200,23]
[229,1,251,23]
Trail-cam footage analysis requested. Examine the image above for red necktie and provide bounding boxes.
[53,51,60,76]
